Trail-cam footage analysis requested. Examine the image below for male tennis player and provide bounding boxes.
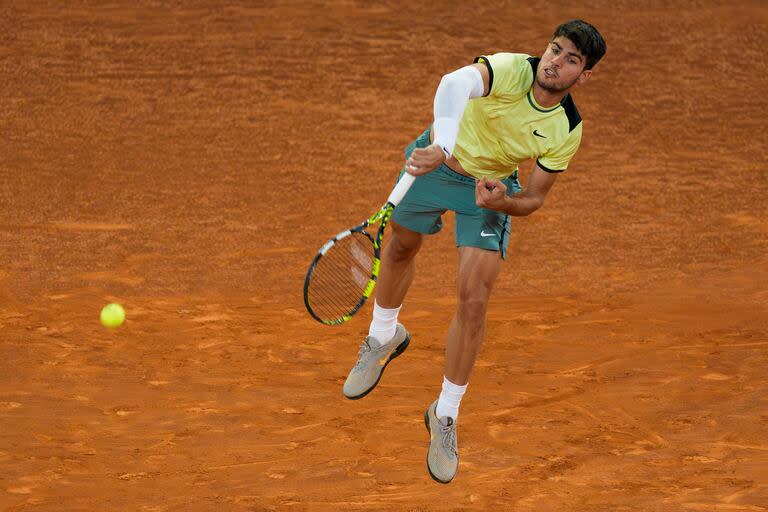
[343,20,606,483]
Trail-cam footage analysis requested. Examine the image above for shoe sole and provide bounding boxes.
[424,407,456,484]
[344,334,411,401]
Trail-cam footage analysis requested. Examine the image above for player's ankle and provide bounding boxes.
[436,377,467,420]
[368,301,401,346]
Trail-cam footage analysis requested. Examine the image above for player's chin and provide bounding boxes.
[536,76,566,93]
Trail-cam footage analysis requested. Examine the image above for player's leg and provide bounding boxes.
[343,128,447,400]
[444,246,502,385]
[438,169,520,418]
[342,221,423,400]
[368,220,423,337]
[376,221,423,308]
[424,169,519,483]
[369,126,443,339]
[425,246,502,483]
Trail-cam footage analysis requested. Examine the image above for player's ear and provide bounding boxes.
[576,69,592,86]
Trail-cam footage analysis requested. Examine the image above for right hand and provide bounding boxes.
[475,178,509,212]
[404,143,446,176]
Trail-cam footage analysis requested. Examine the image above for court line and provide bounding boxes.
[668,342,768,350]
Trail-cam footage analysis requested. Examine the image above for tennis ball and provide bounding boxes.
[100,303,125,328]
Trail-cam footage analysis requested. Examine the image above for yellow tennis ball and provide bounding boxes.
[100,303,125,328]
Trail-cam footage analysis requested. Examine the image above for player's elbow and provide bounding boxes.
[437,72,463,95]
[438,66,480,97]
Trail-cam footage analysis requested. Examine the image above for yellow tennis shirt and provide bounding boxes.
[452,53,583,180]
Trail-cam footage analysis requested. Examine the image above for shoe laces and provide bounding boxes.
[353,338,373,369]
[440,418,458,456]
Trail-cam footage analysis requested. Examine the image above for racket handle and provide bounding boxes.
[386,172,416,207]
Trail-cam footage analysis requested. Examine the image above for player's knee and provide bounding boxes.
[456,289,489,319]
[388,224,422,261]
[388,237,420,262]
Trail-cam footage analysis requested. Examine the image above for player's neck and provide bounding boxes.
[531,82,568,108]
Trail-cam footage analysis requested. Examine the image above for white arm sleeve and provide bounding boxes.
[432,65,485,158]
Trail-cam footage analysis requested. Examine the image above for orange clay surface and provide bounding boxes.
[1,2,767,511]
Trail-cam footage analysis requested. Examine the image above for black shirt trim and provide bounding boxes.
[536,159,565,173]
[526,56,540,77]
[560,94,582,133]
[473,56,493,97]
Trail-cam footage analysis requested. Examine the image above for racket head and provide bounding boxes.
[303,225,380,325]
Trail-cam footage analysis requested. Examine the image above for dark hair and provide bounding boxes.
[553,20,606,70]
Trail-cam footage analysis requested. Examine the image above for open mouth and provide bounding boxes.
[544,68,558,78]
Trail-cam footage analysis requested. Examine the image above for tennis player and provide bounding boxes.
[343,20,606,483]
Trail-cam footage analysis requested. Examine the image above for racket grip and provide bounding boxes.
[386,172,416,207]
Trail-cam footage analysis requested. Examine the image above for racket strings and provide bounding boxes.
[308,232,376,321]
[311,248,372,317]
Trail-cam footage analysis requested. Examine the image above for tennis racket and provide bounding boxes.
[303,172,416,325]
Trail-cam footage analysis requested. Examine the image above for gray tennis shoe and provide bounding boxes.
[343,324,410,400]
[424,400,458,484]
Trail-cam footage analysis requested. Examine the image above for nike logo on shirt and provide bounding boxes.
[480,230,497,237]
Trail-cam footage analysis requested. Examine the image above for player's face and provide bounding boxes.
[536,36,592,93]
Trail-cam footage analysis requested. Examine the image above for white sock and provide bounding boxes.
[367,300,401,346]
[436,376,467,421]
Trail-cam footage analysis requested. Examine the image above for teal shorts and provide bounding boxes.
[391,127,522,259]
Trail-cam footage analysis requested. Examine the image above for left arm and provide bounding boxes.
[405,64,488,175]
[475,163,558,216]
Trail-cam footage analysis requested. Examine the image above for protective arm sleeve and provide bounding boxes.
[432,65,485,158]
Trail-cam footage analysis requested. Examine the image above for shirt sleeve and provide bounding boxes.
[473,53,532,98]
[537,122,582,173]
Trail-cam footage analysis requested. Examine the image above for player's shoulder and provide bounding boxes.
[475,52,532,69]
[474,53,535,96]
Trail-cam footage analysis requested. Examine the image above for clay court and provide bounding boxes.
[2,1,767,510]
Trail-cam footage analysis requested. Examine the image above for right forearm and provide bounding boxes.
[502,192,544,217]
